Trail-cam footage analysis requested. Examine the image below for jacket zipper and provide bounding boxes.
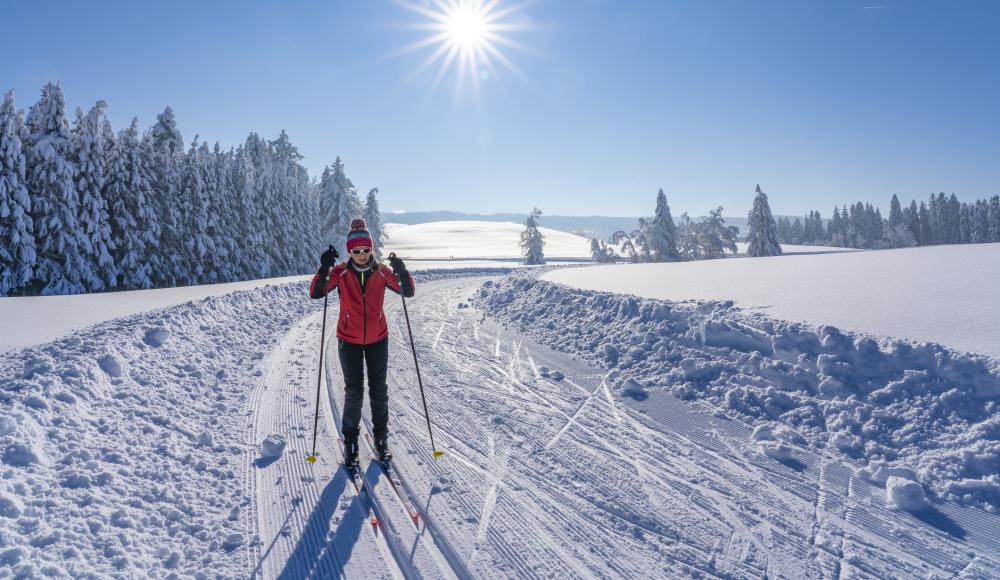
[361,271,367,344]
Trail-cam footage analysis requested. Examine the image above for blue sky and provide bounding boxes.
[2,0,998,217]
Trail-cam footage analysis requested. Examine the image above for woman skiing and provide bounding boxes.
[309,218,415,469]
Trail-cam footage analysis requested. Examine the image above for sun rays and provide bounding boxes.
[392,0,535,100]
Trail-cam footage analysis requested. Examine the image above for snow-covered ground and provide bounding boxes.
[383,221,592,259]
[543,243,1000,358]
[735,242,859,255]
[3,264,999,577]
[0,276,310,355]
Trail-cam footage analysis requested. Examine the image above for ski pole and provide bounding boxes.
[307,249,334,463]
[390,252,443,459]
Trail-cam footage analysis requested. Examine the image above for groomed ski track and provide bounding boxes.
[248,274,1000,579]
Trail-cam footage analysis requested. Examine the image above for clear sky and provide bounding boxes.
[2,0,998,217]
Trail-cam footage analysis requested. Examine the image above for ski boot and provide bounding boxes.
[343,437,360,470]
[374,436,393,463]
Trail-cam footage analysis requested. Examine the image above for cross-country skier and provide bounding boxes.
[309,218,415,469]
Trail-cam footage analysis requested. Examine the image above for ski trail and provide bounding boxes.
[431,320,446,352]
[250,313,385,580]
[323,326,466,580]
[472,448,507,561]
[288,274,1000,579]
[598,374,621,423]
[525,351,541,380]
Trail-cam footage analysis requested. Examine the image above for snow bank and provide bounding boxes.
[542,243,1000,358]
[0,281,312,576]
[477,274,1000,509]
[0,275,311,354]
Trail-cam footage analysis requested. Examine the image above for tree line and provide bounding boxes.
[590,184,783,263]
[779,193,1000,249]
[0,82,384,296]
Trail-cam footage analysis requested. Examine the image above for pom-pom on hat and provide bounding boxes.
[346,218,374,251]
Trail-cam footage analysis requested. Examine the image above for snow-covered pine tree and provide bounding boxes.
[269,130,308,275]
[180,137,213,285]
[145,106,186,286]
[73,101,117,290]
[746,184,782,257]
[318,156,362,256]
[776,216,790,243]
[905,200,920,243]
[649,188,680,262]
[989,195,1000,243]
[918,202,932,246]
[25,82,94,295]
[889,194,903,228]
[828,207,844,246]
[589,237,617,263]
[789,218,803,245]
[0,91,37,296]
[242,133,275,278]
[697,207,738,258]
[105,117,157,289]
[971,200,989,244]
[959,202,972,244]
[520,207,545,265]
[231,143,263,278]
[364,187,388,261]
[205,143,232,283]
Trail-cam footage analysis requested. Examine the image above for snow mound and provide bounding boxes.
[751,424,775,441]
[886,476,929,511]
[762,442,796,462]
[260,434,287,458]
[0,492,23,519]
[0,281,312,576]
[142,326,171,347]
[478,274,1000,509]
[97,353,122,377]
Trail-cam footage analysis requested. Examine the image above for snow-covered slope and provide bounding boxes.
[383,221,592,260]
[543,243,1000,358]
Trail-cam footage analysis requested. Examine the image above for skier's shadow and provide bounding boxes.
[275,466,364,579]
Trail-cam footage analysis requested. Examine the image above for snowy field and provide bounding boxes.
[544,243,1000,358]
[734,242,859,255]
[383,220,592,259]
[1,269,999,577]
[0,276,311,354]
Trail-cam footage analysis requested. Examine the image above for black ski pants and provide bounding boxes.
[338,337,389,441]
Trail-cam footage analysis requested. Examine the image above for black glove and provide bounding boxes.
[320,245,339,268]
[388,254,407,276]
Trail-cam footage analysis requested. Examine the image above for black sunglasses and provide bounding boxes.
[350,248,372,255]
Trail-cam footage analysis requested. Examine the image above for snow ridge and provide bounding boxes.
[477,275,1000,510]
[0,281,311,576]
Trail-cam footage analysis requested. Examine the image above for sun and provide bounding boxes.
[446,4,488,48]
[393,0,534,99]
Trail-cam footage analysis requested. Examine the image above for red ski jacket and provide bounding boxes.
[309,261,415,345]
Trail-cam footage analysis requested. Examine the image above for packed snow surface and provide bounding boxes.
[383,220,592,259]
[543,243,1000,358]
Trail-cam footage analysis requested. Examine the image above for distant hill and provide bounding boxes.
[383,210,769,240]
